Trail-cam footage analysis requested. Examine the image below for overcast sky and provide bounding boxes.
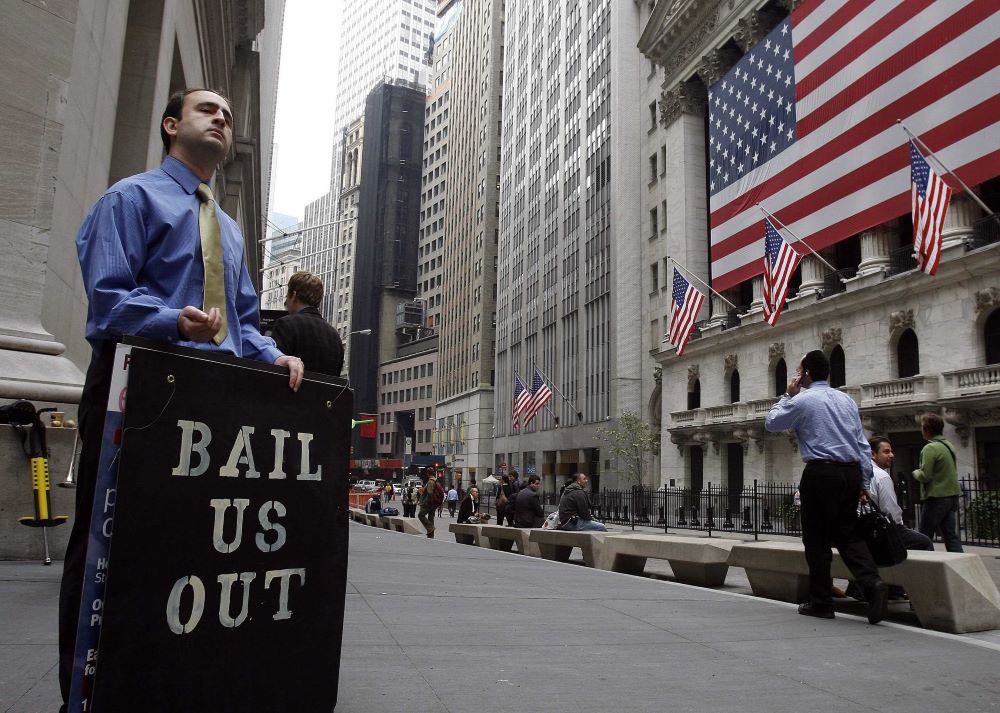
[268,2,341,222]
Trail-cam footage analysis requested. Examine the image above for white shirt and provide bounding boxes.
[868,462,903,525]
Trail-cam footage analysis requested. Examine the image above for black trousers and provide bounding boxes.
[799,461,881,607]
[58,344,115,711]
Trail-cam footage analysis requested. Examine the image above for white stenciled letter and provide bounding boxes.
[171,420,212,476]
[255,500,287,553]
[269,429,290,479]
[264,568,305,621]
[219,426,260,478]
[166,575,205,634]
[297,432,321,481]
[210,498,250,553]
[217,572,256,628]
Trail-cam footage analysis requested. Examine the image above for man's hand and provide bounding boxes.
[786,373,803,397]
[178,306,222,342]
[274,355,304,392]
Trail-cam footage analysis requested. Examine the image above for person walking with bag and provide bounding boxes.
[913,412,963,552]
[765,350,888,624]
[417,472,437,538]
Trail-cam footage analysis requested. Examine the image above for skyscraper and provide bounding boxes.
[494,1,649,490]
[432,0,503,484]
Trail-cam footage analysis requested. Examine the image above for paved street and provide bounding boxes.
[3,522,1000,712]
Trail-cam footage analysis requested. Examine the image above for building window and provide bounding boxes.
[687,378,701,410]
[830,345,846,388]
[897,329,919,378]
[986,310,1000,364]
[650,262,659,291]
[649,208,658,237]
[649,154,657,183]
[773,359,787,397]
[729,369,740,403]
[648,101,657,130]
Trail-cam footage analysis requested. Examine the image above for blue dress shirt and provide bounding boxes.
[76,156,281,364]
[765,381,873,488]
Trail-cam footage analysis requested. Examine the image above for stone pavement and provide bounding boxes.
[3,523,1000,712]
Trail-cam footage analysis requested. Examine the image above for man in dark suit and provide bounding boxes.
[511,475,545,528]
[271,271,345,377]
[457,487,480,523]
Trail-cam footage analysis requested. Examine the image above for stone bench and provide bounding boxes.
[528,530,615,567]
[596,534,742,586]
[480,525,540,556]
[364,513,381,527]
[449,523,486,546]
[349,508,367,523]
[728,541,1000,633]
[384,516,426,535]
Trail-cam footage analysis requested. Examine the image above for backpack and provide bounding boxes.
[380,506,400,517]
[432,481,445,508]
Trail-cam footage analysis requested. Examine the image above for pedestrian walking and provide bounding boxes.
[913,412,963,552]
[446,486,459,517]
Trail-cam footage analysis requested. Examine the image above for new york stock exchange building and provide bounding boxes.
[638,0,1000,521]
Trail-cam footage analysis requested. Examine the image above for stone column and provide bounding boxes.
[705,292,731,327]
[857,219,896,277]
[0,3,85,404]
[749,276,765,312]
[941,194,981,250]
[796,256,827,298]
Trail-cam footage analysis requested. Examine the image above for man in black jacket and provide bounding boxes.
[457,487,480,523]
[557,473,607,531]
[511,475,545,528]
[271,271,344,377]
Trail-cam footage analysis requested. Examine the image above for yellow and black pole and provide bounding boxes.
[0,401,69,564]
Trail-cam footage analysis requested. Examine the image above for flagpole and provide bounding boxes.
[756,204,839,274]
[667,257,738,310]
[897,120,999,226]
[532,365,583,423]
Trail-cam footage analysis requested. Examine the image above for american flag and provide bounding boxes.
[709,1,1000,291]
[523,368,552,425]
[511,375,530,430]
[762,219,803,326]
[910,140,953,276]
[668,268,705,356]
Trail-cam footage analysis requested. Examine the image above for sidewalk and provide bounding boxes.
[4,523,999,712]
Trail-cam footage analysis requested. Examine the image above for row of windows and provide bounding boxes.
[382,362,434,385]
[380,384,434,406]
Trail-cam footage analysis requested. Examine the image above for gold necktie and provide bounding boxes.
[196,183,228,345]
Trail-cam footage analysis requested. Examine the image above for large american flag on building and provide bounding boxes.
[910,140,953,276]
[668,268,705,356]
[523,368,552,426]
[762,219,803,326]
[708,0,1000,291]
[511,374,530,430]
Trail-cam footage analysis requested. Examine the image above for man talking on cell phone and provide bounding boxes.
[765,350,888,624]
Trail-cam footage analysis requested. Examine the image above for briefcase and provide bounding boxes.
[856,501,907,567]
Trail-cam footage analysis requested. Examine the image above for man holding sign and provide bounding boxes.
[62,88,305,711]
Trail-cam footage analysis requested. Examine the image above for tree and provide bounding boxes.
[596,411,660,485]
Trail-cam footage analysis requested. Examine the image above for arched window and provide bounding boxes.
[687,379,701,410]
[730,369,740,403]
[774,359,787,397]
[897,329,919,378]
[830,345,846,388]
[986,311,1000,365]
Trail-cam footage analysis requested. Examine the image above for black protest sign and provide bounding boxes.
[91,343,350,712]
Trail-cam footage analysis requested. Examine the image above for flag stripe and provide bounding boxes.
[708,0,1000,292]
[712,31,1000,236]
[711,96,1000,268]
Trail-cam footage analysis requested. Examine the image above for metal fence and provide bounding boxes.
[568,479,998,548]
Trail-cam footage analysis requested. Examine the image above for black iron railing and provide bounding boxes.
[888,245,918,276]
[969,214,1000,250]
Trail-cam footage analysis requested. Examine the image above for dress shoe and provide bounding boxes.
[867,581,888,624]
[798,603,835,619]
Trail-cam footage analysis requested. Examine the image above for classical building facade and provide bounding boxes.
[639,0,1000,498]
[0,0,283,558]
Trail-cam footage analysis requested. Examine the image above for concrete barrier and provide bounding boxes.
[384,516,426,535]
[728,541,1000,633]
[349,508,367,523]
[597,534,741,585]
[448,523,486,546]
[528,530,615,567]
[480,525,540,556]
[364,513,381,527]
